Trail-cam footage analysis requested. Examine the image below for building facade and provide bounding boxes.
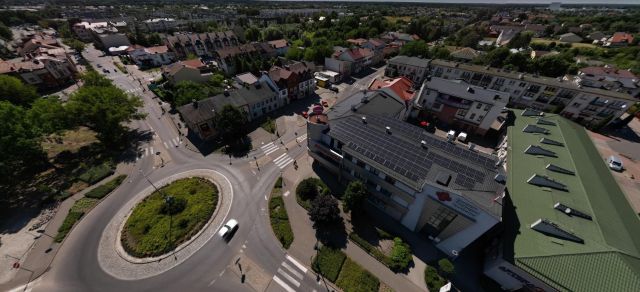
[128,45,175,67]
[385,56,431,86]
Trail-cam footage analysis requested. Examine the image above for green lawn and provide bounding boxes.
[54,198,99,242]
[312,246,346,282]
[78,161,115,184]
[121,177,218,257]
[261,117,277,134]
[269,191,294,249]
[336,258,380,292]
[85,175,126,199]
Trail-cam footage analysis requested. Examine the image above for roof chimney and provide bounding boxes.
[361,116,367,124]
[385,126,391,134]
[467,87,475,94]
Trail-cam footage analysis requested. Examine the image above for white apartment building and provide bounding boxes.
[414,77,509,135]
[385,55,431,86]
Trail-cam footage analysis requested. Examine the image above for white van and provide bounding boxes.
[607,155,623,171]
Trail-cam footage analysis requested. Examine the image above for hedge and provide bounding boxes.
[54,211,84,242]
[336,258,380,292]
[78,162,114,184]
[269,196,294,249]
[85,175,126,199]
[312,246,346,282]
[425,266,447,291]
[349,232,390,266]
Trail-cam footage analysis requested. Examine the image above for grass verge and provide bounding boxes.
[85,175,126,199]
[261,117,277,134]
[113,61,128,73]
[336,258,380,292]
[425,266,447,291]
[54,198,99,242]
[78,161,115,184]
[312,246,346,282]
[269,179,294,249]
[121,177,218,257]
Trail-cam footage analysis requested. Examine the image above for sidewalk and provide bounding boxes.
[281,153,426,292]
[0,163,133,291]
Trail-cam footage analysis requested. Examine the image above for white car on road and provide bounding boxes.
[218,219,238,238]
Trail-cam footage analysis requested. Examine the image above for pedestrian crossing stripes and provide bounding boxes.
[296,134,307,143]
[137,146,154,161]
[272,255,307,292]
[261,142,279,156]
[163,137,182,149]
[125,88,142,94]
[273,153,294,169]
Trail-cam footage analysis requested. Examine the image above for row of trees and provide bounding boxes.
[0,72,143,194]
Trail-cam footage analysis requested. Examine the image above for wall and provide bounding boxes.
[484,257,556,291]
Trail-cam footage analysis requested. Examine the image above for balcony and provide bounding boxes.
[436,94,472,110]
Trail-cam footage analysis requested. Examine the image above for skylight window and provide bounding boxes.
[546,164,575,175]
[540,137,564,147]
[527,174,568,191]
[554,203,592,220]
[522,108,544,117]
[537,118,556,126]
[525,145,557,157]
[523,124,550,134]
[531,218,584,244]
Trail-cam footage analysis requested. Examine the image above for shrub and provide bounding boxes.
[296,177,322,201]
[275,176,283,189]
[312,246,346,282]
[269,196,294,249]
[54,211,84,242]
[425,266,447,291]
[336,258,380,292]
[85,175,126,199]
[78,161,114,184]
[438,258,455,276]
[389,237,413,271]
[349,233,390,266]
[375,227,394,240]
[159,196,187,215]
[342,180,368,213]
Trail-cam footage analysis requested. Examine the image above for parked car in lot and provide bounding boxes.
[102,68,110,74]
[329,85,339,93]
[607,155,623,171]
[97,64,102,68]
[218,219,238,239]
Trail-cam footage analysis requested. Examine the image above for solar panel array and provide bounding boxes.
[330,115,498,189]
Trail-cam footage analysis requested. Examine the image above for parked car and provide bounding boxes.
[218,219,238,239]
[329,85,339,93]
[607,155,623,171]
[96,64,102,68]
[102,68,109,74]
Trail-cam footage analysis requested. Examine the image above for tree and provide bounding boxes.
[208,73,225,88]
[389,237,413,271]
[263,27,284,41]
[27,96,68,134]
[533,54,571,77]
[174,81,209,106]
[63,38,85,53]
[342,180,368,213]
[0,75,38,106]
[508,31,534,49]
[438,258,455,276]
[503,52,531,72]
[215,105,248,144]
[399,40,429,57]
[67,85,143,146]
[0,22,12,40]
[81,70,113,87]
[0,101,46,190]
[482,47,511,67]
[431,46,451,60]
[309,194,341,227]
[296,177,323,201]
[286,46,304,61]
[245,26,261,42]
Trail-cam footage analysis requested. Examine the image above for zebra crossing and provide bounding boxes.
[125,88,142,94]
[163,137,182,149]
[296,134,307,143]
[261,142,280,156]
[272,255,308,292]
[273,153,294,169]
[137,146,154,161]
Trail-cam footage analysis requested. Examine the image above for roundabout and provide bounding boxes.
[97,169,233,280]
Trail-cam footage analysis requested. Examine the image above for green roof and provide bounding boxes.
[505,109,640,292]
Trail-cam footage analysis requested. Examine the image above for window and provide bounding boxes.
[508,80,516,86]
[384,175,396,185]
[572,102,581,107]
[457,109,468,117]
[425,205,458,235]
[477,115,483,121]
[476,103,482,109]
[485,104,491,111]
[368,166,379,176]
[380,188,392,197]
[519,82,526,87]
[469,113,476,120]
[356,160,366,168]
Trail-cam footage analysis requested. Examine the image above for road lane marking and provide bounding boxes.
[150,147,154,155]
[273,153,287,163]
[286,255,308,273]
[283,191,290,197]
[164,141,168,148]
[281,262,304,279]
[277,268,301,287]
[144,148,149,156]
[273,275,296,292]
[275,157,294,169]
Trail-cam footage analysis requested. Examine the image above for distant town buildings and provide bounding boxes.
[161,59,211,85]
[72,20,131,50]
[127,45,175,68]
[385,56,431,86]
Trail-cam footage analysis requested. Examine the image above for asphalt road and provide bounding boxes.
[30,46,324,292]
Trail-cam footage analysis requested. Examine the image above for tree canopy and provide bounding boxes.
[0,75,39,106]
[309,194,341,227]
[174,80,210,106]
[214,105,248,144]
[342,180,368,213]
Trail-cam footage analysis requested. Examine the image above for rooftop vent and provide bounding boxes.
[351,104,357,112]
[493,94,500,100]
[468,143,476,151]
[527,174,567,191]
[467,87,475,94]
[546,164,575,175]
[537,118,556,126]
[361,95,369,103]
[421,140,428,148]
[436,173,452,186]
[494,173,506,184]
[523,124,550,134]
[385,126,391,134]
[361,116,367,124]
[554,203,592,220]
[223,89,230,96]
[530,219,584,244]
[522,108,543,117]
[540,137,564,147]
[525,145,557,157]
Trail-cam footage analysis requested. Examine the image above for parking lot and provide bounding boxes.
[588,118,640,212]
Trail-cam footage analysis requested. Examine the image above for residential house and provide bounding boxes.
[558,33,583,43]
[142,18,177,32]
[523,24,548,37]
[234,72,259,86]
[362,39,386,65]
[314,70,340,88]
[127,45,175,67]
[346,38,368,46]
[267,39,289,56]
[530,50,559,60]
[380,31,419,45]
[496,27,523,46]
[161,59,211,85]
[429,59,635,128]
[575,66,639,97]
[385,55,431,85]
[261,60,315,102]
[605,32,634,47]
[586,31,606,41]
[449,47,482,62]
[325,47,374,78]
[412,77,509,135]
[213,42,275,75]
[73,21,131,50]
[485,109,640,292]
[177,81,281,140]
[368,76,416,105]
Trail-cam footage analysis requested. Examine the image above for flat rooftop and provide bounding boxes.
[329,114,504,217]
[504,109,640,291]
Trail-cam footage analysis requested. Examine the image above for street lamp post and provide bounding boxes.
[139,169,174,250]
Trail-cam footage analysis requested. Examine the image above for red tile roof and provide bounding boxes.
[181,58,205,69]
[146,45,169,54]
[368,76,415,101]
[267,39,289,49]
[611,32,634,44]
[580,66,637,79]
